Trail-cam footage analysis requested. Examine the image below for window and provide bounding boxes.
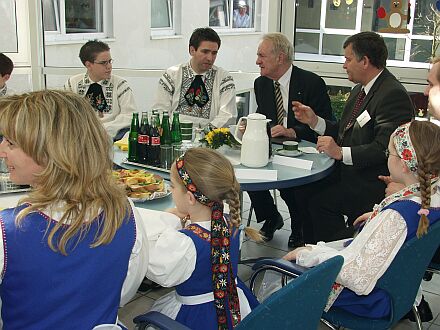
[0,0,18,52]
[236,91,251,120]
[209,0,257,31]
[294,0,439,67]
[42,0,112,42]
[151,0,180,37]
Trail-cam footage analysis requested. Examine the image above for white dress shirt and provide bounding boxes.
[275,65,293,128]
[313,70,383,164]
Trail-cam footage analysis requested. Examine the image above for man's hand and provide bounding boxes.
[292,101,318,128]
[378,175,404,197]
[271,125,296,138]
[317,136,342,160]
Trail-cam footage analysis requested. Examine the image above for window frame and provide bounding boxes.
[209,0,260,33]
[43,0,112,43]
[151,0,181,38]
[294,0,436,69]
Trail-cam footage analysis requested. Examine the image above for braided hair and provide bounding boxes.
[408,121,440,237]
[175,148,262,241]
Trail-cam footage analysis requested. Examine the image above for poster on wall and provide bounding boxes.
[0,0,18,53]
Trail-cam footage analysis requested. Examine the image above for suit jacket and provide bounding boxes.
[255,65,333,143]
[325,68,414,201]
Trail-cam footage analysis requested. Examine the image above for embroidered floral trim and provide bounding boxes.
[185,223,211,242]
[176,63,215,120]
[393,122,418,173]
[175,153,241,328]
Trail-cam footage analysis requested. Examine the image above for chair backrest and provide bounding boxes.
[376,220,440,322]
[237,255,344,329]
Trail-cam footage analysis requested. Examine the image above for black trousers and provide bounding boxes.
[247,187,303,238]
[296,168,386,244]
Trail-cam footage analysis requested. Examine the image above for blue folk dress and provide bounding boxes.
[151,222,259,330]
[331,200,440,319]
[0,204,136,329]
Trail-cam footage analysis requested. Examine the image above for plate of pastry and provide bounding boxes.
[112,169,171,202]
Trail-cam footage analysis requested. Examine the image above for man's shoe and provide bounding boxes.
[259,214,284,242]
[402,296,433,322]
[288,234,305,249]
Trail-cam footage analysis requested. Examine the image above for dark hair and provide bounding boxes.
[343,32,388,69]
[189,27,221,51]
[79,40,110,65]
[0,53,14,76]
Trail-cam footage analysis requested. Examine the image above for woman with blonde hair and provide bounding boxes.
[145,148,260,330]
[0,90,148,328]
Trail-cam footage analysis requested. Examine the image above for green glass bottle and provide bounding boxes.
[161,111,172,145]
[171,112,182,144]
[128,112,139,162]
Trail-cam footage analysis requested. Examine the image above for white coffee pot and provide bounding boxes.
[234,113,270,167]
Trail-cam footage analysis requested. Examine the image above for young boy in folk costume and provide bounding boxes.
[284,120,440,319]
[145,148,260,329]
[64,40,137,140]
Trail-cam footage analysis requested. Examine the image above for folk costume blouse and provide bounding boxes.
[0,199,150,328]
[153,62,237,128]
[64,73,137,139]
[145,218,258,329]
[296,181,440,317]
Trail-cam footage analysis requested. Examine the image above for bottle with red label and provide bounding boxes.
[137,112,150,164]
[148,113,161,166]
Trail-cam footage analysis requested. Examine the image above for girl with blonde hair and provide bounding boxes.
[145,147,260,329]
[284,120,440,319]
[0,90,148,328]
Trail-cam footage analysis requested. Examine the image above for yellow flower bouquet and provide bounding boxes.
[200,127,240,149]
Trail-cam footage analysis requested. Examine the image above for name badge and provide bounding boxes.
[357,110,371,128]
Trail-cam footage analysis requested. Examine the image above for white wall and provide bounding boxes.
[42,0,274,111]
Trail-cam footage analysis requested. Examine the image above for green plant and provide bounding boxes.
[329,90,350,120]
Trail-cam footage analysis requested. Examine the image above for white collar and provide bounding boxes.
[363,69,383,95]
[276,64,293,89]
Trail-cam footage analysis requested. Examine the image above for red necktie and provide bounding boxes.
[344,89,366,131]
[338,89,366,145]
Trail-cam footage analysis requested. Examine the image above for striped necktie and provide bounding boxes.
[338,88,366,145]
[344,88,366,130]
[274,81,285,125]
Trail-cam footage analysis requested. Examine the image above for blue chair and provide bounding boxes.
[132,256,344,329]
[320,220,440,330]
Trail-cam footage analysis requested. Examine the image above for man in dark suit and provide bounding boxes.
[293,31,414,243]
[248,33,333,247]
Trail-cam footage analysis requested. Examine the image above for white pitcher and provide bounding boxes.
[234,113,269,167]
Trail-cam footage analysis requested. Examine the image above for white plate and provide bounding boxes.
[275,149,303,157]
[129,183,171,203]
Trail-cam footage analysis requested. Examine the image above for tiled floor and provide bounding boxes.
[119,192,440,329]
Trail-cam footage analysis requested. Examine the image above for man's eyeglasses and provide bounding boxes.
[384,148,400,158]
[94,59,113,66]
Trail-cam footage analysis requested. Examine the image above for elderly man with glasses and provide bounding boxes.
[65,40,137,140]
